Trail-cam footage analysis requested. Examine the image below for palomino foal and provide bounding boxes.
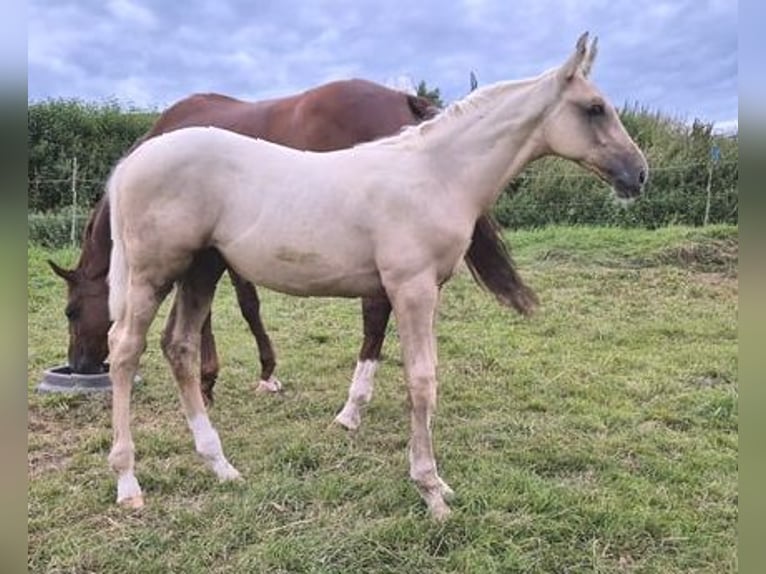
[106,34,647,518]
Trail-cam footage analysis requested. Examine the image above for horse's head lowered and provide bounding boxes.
[542,32,648,199]
[48,259,110,374]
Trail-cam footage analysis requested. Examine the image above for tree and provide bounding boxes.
[416,80,443,108]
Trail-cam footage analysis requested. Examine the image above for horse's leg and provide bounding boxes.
[165,306,219,406]
[199,312,219,405]
[161,276,240,482]
[108,280,165,508]
[228,269,281,393]
[162,249,225,406]
[335,296,391,430]
[387,276,453,520]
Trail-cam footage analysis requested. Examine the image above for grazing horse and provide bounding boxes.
[106,34,647,518]
[48,78,537,416]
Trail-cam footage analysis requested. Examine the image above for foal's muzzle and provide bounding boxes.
[601,152,649,200]
[613,167,647,199]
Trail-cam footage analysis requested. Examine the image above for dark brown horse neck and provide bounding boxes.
[74,196,111,281]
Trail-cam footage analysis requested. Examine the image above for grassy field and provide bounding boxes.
[28,225,738,573]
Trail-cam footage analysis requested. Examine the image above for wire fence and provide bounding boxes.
[27,156,738,248]
[26,159,739,185]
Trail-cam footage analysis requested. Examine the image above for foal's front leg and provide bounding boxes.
[388,277,453,520]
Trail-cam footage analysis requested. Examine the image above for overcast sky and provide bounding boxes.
[28,0,737,131]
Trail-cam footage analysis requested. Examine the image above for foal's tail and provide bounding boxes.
[106,163,129,322]
[464,215,539,316]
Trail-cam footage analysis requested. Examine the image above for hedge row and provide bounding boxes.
[28,99,737,242]
[28,209,90,249]
[28,99,156,212]
[493,111,738,228]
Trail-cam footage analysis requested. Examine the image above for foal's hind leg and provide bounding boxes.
[199,312,219,405]
[335,296,391,430]
[229,269,282,394]
[165,305,220,406]
[162,277,240,482]
[108,280,167,508]
[172,247,226,405]
[163,248,227,406]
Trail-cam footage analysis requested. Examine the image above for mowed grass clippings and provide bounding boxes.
[28,225,738,573]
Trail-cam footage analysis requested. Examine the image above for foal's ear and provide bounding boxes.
[559,31,590,82]
[48,259,76,282]
[581,36,598,78]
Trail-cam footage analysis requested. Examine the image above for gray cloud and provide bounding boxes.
[28,0,737,128]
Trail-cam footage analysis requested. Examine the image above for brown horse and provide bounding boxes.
[49,78,536,415]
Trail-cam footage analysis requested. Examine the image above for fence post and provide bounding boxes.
[70,157,78,246]
[703,162,713,226]
[703,144,720,226]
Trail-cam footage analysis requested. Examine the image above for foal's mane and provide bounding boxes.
[358,72,553,151]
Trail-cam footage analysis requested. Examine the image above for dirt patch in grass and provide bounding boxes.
[28,449,71,478]
[526,227,739,277]
[652,237,738,276]
[28,408,76,478]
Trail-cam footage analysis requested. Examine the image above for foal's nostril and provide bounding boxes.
[638,169,646,185]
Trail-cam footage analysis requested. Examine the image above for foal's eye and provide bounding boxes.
[587,102,605,117]
[65,306,79,320]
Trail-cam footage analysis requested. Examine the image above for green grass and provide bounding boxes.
[28,225,738,573]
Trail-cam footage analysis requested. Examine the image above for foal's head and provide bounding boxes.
[541,33,648,199]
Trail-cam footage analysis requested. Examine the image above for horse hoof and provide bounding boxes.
[118,494,144,509]
[429,500,452,522]
[216,465,242,482]
[255,377,282,393]
[437,478,455,500]
[418,480,453,520]
[334,407,361,431]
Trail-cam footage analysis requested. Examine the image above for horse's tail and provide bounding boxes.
[464,214,539,316]
[106,163,128,322]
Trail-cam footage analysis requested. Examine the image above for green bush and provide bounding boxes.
[493,108,738,228]
[28,209,90,248]
[27,99,737,230]
[28,99,156,212]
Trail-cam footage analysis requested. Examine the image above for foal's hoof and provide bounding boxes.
[334,407,361,431]
[418,478,454,520]
[437,477,455,501]
[429,499,452,522]
[213,462,242,482]
[118,494,145,509]
[254,376,282,394]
